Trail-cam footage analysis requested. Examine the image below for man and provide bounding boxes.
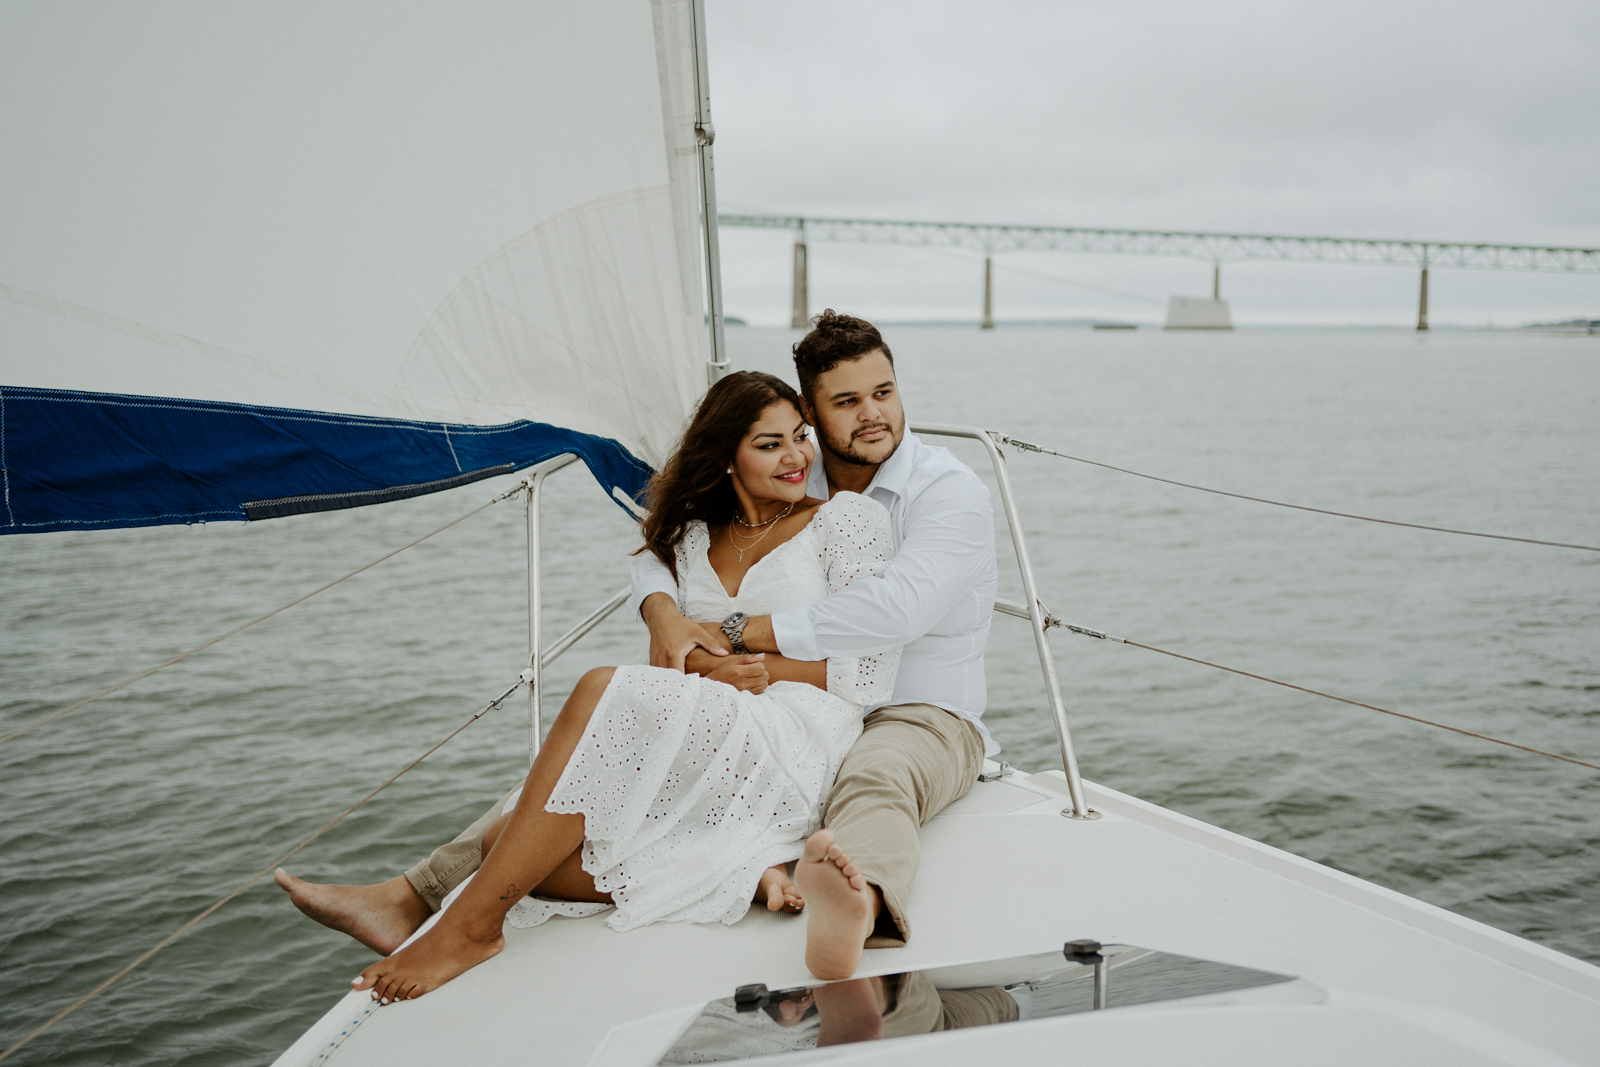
[276,310,998,982]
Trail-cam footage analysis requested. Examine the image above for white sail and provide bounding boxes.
[0,0,710,531]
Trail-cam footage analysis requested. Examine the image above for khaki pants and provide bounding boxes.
[821,703,985,948]
[880,972,1019,1037]
[404,783,521,911]
[404,702,986,943]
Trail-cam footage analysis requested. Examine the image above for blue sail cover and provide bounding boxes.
[0,0,709,535]
[0,386,653,531]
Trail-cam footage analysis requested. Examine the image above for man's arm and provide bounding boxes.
[744,470,994,659]
[630,550,730,670]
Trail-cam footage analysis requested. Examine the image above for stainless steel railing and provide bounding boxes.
[912,424,1097,819]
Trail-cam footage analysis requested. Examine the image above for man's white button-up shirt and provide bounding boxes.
[628,432,999,754]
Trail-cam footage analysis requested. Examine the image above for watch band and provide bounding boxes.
[721,612,750,655]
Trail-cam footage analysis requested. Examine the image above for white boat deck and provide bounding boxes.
[274,770,1600,1067]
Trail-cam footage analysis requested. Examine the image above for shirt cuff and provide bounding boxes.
[628,570,680,620]
[771,605,822,661]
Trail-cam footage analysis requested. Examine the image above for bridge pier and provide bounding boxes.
[982,256,995,329]
[1417,265,1429,331]
[790,240,809,329]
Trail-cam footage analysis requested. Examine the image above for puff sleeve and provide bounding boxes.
[817,493,902,706]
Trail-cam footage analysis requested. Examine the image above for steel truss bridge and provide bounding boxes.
[717,212,1600,330]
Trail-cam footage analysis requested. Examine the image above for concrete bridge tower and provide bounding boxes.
[790,223,808,329]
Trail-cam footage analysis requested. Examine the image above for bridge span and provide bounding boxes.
[717,213,1600,331]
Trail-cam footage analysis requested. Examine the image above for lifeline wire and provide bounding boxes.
[0,671,533,1065]
[995,434,1600,553]
[0,485,524,749]
[1055,622,1600,772]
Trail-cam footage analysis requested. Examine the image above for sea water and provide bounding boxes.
[2,327,1596,1065]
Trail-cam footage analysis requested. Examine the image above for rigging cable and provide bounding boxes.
[0,670,534,1065]
[994,434,1600,553]
[1048,619,1599,772]
[0,484,526,749]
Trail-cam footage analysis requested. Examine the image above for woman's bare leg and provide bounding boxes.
[354,667,616,1002]
[534,847,613,903]
[482,812,611,904]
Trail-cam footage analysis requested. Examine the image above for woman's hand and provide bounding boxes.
[703,653,769,694]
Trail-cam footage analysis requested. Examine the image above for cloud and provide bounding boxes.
[706,0,1600,324]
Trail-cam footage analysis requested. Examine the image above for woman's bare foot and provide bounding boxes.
[274,870,431,956]
[757,864,805,913]
[794,830,876,980]
[352,914,504,1003]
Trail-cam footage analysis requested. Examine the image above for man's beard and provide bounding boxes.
[819,419,901,467]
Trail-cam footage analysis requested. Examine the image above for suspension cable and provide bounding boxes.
[1049,619,1599,772]
[993,433,1600,553]
[0,669,533,1065]
[0,485,525,750]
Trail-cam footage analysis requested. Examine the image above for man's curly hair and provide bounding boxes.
[791,309,894,400]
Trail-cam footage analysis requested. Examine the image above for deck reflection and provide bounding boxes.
[658,943,1299,1063]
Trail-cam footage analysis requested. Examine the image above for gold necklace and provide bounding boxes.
[733,504,792,528]
[726,501,795,563]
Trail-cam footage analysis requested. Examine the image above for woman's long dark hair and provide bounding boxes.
[638,371,804,580]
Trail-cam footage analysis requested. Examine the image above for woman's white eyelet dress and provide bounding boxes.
[544,491,899,931]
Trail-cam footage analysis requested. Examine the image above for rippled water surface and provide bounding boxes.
[3,327,1597,1064]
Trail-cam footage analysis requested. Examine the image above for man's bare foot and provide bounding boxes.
[814,977,890,1046]
[274,870,431,956]
[352,916,503,1003]
[794,830,875,980]
[758,864,805,913]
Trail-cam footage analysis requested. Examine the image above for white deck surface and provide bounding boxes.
[274,771,1600,1067]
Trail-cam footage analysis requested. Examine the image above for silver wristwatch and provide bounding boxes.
[720,611,750,655]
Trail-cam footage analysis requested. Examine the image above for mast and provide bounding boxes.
[690,0,729,383]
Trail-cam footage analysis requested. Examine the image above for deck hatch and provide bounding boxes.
[654,943,1301,1064]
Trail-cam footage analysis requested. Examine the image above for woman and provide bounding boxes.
[355,371,898,1003]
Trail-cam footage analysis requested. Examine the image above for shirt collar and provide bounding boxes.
[806,429,918,502]
[864,430,917,501]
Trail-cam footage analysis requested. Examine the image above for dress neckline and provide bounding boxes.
[705,507,823,600]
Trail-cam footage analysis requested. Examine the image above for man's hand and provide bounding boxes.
[697,621,734,653]
[703,653,769,694]
[642,592,730,671]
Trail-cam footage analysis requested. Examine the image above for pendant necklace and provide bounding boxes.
[727,501,795,563]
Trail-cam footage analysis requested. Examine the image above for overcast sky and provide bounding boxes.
[704,0,1600,327]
